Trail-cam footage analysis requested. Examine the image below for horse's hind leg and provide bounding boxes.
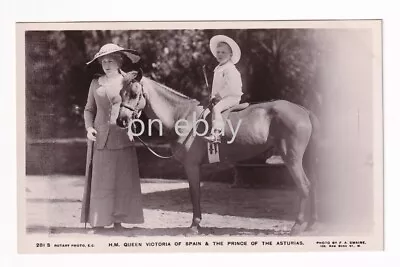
[305,182,318,231]
[280,139,311,236]
[287,161,310,235]
[305,166,318,231]
[303,140,319,231]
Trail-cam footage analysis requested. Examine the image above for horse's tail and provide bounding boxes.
[308,111,320,143]
[304,111,321,183]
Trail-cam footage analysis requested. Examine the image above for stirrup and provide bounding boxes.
[204,130,222,144]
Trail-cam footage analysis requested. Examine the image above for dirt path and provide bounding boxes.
[24,175,360,238]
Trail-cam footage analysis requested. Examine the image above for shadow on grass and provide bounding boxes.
[141,182,297,221]
[26,225,289,237]
[27,181,297,221]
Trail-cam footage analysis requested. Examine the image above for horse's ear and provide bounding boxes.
[135,68,143,82]
[119,69,127,77]
[125,69,143,82]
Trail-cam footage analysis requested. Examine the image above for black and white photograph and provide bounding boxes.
[17,20,383,253]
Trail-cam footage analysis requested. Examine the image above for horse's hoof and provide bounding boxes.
[230,182,249,189]
[305,221,319,232]
[185,227,200,236]
[289,223,304,236]
[230,183,242,188]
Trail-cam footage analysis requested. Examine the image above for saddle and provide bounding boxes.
[199,102,250,138]
[225,102,250,113]
[202,102,250,163]
[203,102,250,121]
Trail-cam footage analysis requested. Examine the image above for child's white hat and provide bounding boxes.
[210,35,241,64]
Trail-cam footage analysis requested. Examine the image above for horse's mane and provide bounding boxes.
[146,78,199,105]
[122,72,200,107]
[148,79,196,101]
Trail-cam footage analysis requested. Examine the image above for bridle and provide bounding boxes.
[119,78,214,159]
[119,79,144,119]
[119,80,176,159]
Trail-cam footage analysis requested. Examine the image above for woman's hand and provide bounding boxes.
[214,93,222,101]
[86,127,97,141]
[210,94,222,106]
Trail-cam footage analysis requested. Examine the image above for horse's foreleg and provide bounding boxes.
[184,163,202,234]
[230,165,246,188]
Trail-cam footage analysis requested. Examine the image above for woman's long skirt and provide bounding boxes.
[88,145,144,227]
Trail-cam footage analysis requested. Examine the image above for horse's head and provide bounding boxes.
[116,70,146,128]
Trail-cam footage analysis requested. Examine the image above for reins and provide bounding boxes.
[121,79,213,159]
[120,82,144,119]
[129,101,213,160]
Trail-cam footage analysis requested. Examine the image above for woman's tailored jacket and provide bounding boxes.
[84,78,134,150]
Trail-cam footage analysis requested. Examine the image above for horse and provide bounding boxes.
[116,71,320,236]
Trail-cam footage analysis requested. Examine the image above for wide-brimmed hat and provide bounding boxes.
[210,35,241,64]
[86,43,141,66]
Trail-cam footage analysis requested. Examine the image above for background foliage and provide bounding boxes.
[25,28,342,139]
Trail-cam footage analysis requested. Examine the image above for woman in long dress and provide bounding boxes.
[80,43,144,233]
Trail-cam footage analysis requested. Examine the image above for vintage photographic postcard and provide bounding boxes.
[17,20,383,253]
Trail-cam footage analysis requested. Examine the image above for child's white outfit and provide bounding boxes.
[204,35,243,143]
[210,60,243,130]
